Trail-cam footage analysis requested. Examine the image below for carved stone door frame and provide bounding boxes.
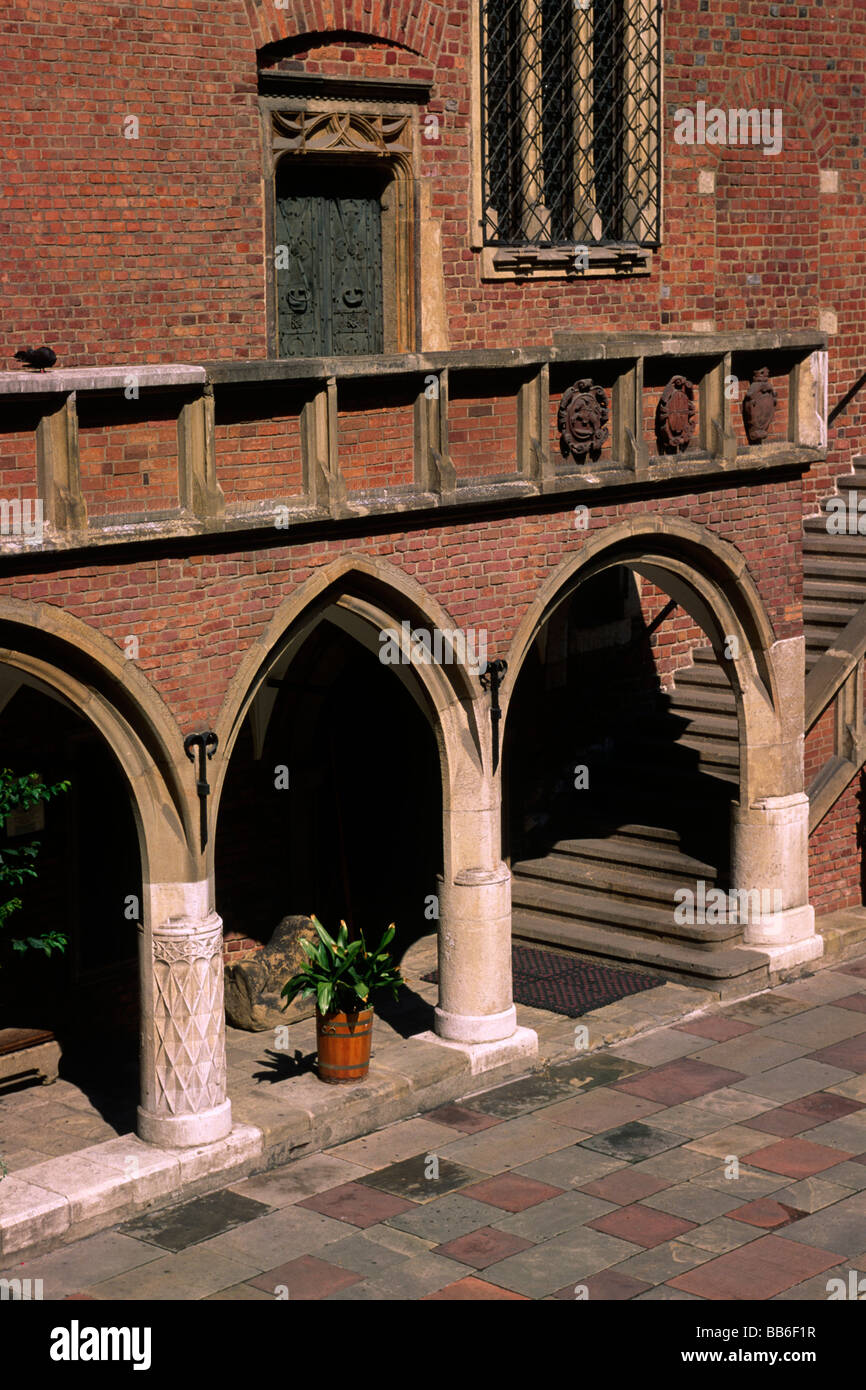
[261,97,418,358]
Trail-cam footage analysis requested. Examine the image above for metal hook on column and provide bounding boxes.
[480,659,507,773]
[184,729,218,850]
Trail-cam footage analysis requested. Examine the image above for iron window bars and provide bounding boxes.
[480,0,661,248]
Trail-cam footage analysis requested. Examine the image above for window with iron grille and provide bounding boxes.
[480,0,661,251]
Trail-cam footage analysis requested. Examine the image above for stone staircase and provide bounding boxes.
[803,455,866,672]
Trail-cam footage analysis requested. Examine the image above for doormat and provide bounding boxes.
[422,945,662,1018]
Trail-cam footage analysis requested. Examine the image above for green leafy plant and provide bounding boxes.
[0,768,70,963]
[281,915,405,1017]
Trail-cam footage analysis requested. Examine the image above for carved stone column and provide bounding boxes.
[137,909,232,1147]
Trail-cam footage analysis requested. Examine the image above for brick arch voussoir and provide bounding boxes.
[0,599,195,881]
[246,0,444,63]
[705,66,835,167]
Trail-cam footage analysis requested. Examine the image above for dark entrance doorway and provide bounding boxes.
[216,619,442,967]
[275,163,387,357]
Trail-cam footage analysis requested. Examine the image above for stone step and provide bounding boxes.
[513,850,719,906]
[669,662,733,690]
[510,874,736,946]
[664,684,738,716]
[803,524,866,551]
[551,833,719,880]
[510,908,769,987]
[802,599,862,627]
[802,579,866,605]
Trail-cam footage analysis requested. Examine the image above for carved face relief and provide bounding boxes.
[558,379,610,464]
[742,367,777,444]
[656,374,697,454]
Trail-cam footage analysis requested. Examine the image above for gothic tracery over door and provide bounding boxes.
[275,164,385,357]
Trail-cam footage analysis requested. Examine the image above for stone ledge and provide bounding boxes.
[0,365,206,395]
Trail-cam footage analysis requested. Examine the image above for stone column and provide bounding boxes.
[730,792,822,968]
[137,897,232,1147]
[434,863,516,1043]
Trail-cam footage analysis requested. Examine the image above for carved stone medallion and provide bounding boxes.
[742,367,777,444]
[558,379,610,464]
[655,374,696,454]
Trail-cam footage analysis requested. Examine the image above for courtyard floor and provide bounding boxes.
[3,953,866,1300]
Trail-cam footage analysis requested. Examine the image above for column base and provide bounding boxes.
[434,1003,517,1044]
[743,903,816,948]
[419,1025,538,1077]
[756,935,825,974]
[136,1098,232,1149]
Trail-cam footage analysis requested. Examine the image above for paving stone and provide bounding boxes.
[606,1237,714,1284]
[85,1245,261,1301]
[323,1281,401,1301]
[326,1117,459,1169]
[462,1072,576,1118]
[384,1193,504,1244]
[779,972,866,1004]
[678,1218,765,1254]
[357,1223,434,1256]
[745,1108,822,1137]
[460,1173,563,1213]
[694,1166,789,1201]
[667,1234,840,1299]
[435,1111,580,1172]
[422,1274,528,1300]
[539,1087,664,1134]
[682,1036,811,1075]
[686,1125,775,1159]
[771,1266,850,1301]
[492,1190,615,1240]
[673,1017,756,1042]
[643,1102,753,1140]
[745,1138,854,1179]
[577,1168,672,1205]
[204,1282,274,1301]
[365,1252,477,1298]
[776,1193,866,1256]
[616,1058,746,1105]
[818,1161,866,1191]
[117,1190,273,1253]
[643,1183,743,1223]
[809,1033,866,1073]
[784,1092,864,1121]
[733,1059,855,1103]
[608,1030,715,1065]
[422,1104,503,1133]
[248,1253,364,1299]
[553,1268,651,1300]
[774,1178,852,1213]
[588,1203,697,1248]
[433,1226,534,1268]
[832,994,866,1014]
[828,1074,866,1103]
[296,1181,417,1229]
[480,1225,641,1298]
[513,1147,624,1189]
[630,1149,719,1181]
[723,996,810,1026]
[551,1054,648,1089]
[634,1284,704,1299]
[194,1203,350,1268]
[0,1231,161,1300]
[312,1230,412,1278]
[800,1115,866,1152]
[228,1153,370,1207]
[582,1122,689,1161]
[359,1154,486,1203]
[763,1008,866,1050]
[726,1198,803,1230]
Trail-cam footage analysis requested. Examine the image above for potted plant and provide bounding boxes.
[281,915,404,1084]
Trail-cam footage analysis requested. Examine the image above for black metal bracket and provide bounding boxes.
[184,730,218,850]
[480,658,508,772]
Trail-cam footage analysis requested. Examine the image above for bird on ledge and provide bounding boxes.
[14,346,57,372]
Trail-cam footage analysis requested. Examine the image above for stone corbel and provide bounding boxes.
[414,367,456,502]
[701,355,737,466]
[517,363,552,485]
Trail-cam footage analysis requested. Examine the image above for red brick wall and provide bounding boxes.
[215,386,306,510]
[337,381,415,490]
[77,396,179,520]
[0,404,40,505]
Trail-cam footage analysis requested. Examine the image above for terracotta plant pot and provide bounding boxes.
[315,1005,374,1084]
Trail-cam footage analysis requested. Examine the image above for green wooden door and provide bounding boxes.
[276,166,385,357]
